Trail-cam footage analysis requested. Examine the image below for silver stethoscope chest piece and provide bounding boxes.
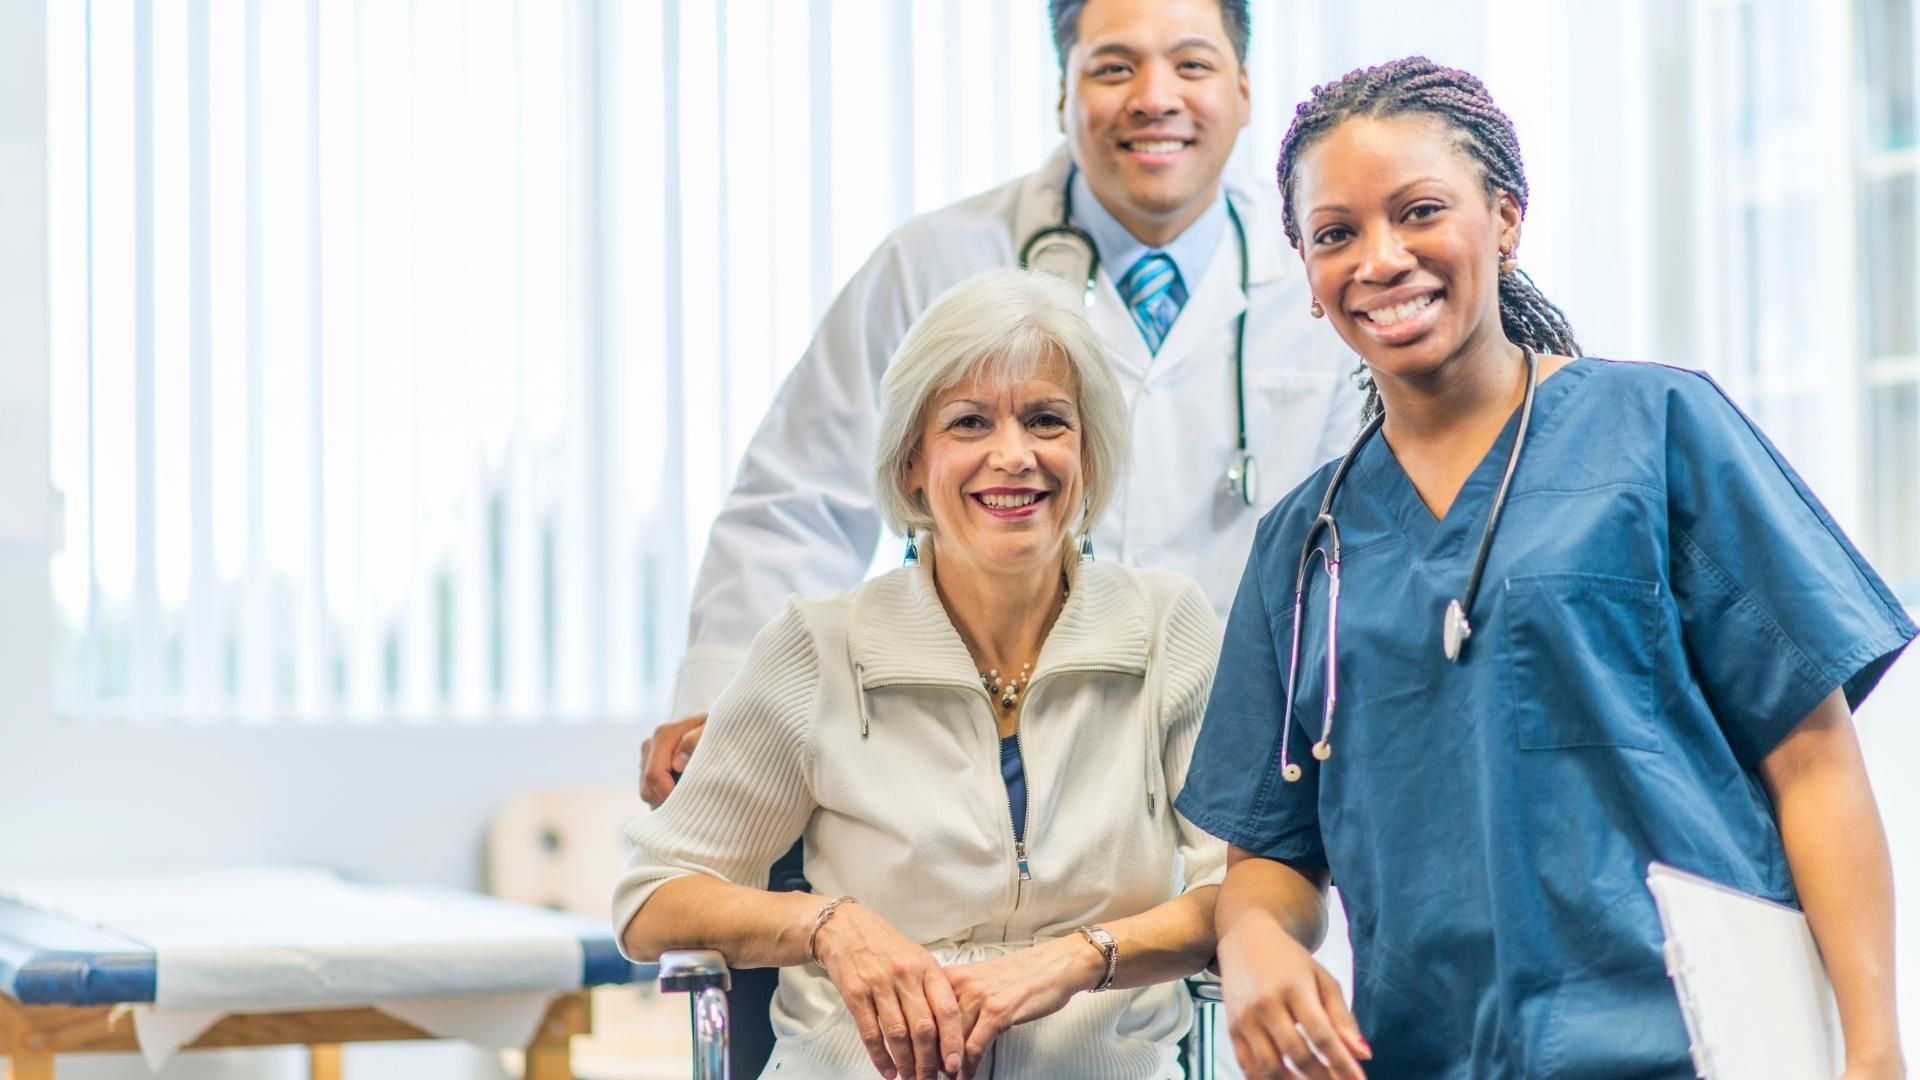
[1020,226,1100,308]
[1276,346,1542,783]
[1442,598,1472,662]
[1225,451,1258,507]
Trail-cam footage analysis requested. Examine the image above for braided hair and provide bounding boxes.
[1277,56,1582,422]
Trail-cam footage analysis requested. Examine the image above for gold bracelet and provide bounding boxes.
[806,895,858,965]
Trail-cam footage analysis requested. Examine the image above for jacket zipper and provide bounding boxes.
[1010,700,1032,889]
[973,685,1029,913]
[860,665,1127,916]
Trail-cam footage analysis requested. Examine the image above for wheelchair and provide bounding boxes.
[657,950,1225,1079]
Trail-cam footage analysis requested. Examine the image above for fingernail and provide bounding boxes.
[947,1055,961,1075]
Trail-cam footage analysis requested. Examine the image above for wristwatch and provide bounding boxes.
[1076,925,1118,993]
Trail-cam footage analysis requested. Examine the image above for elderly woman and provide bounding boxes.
[615,268,1226,1080]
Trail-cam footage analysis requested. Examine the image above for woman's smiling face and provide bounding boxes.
[906,351,1084,574]
[1293,113,1520,383]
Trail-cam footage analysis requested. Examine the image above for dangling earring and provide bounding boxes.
[1076,498,1095,563]
[1309,299,1325,319]
[1499,248,1517,274]
[902,526,920,567]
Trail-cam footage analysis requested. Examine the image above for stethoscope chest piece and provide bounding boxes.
[1019,226,1101,308]
[1225,451,1258,507]
[1442,598,1472,661]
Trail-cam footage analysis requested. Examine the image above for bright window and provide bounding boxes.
[45,0,1066,725]
[1858,0,1920,595]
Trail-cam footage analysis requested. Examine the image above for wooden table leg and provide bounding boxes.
[522,992,588,1080]
[523,1036,572,1080]
[309,1043,342,1080]
[10,1054,57,1080]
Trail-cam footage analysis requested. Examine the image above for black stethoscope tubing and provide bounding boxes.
[1276,344,1540,781]
[1308,342,1538,658]
[1017,165,1256,507]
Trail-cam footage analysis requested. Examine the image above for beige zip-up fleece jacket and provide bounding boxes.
[615,560,1228,1078]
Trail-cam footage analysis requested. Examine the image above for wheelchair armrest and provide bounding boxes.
[1185,975,1223,1004]
[658,949,733,994]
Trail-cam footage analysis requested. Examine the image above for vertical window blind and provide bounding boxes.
[46,0,1098,725]
[61,0,1710,725]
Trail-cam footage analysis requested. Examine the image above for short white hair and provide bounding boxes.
[873,268,1130,540]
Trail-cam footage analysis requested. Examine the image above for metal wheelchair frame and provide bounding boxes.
[657,950,1224,1079]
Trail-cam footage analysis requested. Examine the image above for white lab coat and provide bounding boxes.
[672,145,1362,719]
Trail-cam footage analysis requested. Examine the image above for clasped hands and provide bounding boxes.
[811,901,1103,1080]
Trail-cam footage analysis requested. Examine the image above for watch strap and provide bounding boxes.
[1076,925,1117,992]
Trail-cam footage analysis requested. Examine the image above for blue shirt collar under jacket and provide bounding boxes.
[1070,168,1227,296]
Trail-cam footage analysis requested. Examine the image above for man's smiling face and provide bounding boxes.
[1059,0,1251,247]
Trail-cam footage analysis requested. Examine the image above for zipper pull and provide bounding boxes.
[1014,841,1032,881]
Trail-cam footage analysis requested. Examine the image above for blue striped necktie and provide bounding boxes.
[1116,252,1187,355]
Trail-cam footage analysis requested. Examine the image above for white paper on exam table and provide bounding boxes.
[1646,861,1842,1080]
[0,866,584,1070]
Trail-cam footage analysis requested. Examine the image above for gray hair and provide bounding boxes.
[873,268,1130,543]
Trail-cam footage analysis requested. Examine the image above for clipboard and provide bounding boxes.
[1646,861,1842,1079]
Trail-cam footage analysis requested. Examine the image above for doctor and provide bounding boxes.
[642,0,1357,807]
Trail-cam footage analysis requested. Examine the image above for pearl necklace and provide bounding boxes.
[981,662,1033,711]
[975,571,1067,712]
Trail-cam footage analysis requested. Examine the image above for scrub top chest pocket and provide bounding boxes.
[1503,572,1665,753]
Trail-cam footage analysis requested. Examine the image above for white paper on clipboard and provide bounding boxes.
[1646,861,1842,1079]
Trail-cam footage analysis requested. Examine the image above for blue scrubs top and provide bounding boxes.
[1178,359,1914,1078]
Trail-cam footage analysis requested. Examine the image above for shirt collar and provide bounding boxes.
[1069,167,1230,296]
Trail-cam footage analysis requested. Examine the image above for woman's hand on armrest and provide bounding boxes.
[812,901,965,1080]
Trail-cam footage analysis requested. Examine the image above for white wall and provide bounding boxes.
[1861,648,1920,1058]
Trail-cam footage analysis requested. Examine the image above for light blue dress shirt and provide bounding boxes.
[1069,169,1230,313]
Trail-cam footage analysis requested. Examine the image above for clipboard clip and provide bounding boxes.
[1662,940,1715,1078]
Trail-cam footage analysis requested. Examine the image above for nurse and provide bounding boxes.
[1177,56,1914,1079]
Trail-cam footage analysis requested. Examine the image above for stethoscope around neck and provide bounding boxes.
[1017,165,1258,507]
[1276,344,1541,782]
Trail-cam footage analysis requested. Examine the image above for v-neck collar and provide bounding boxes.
[1353,358,1592,558]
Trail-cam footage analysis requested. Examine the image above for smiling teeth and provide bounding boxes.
[980,493,1040,509]
[1131,140,1185,153]
[1364,295,1435,326]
